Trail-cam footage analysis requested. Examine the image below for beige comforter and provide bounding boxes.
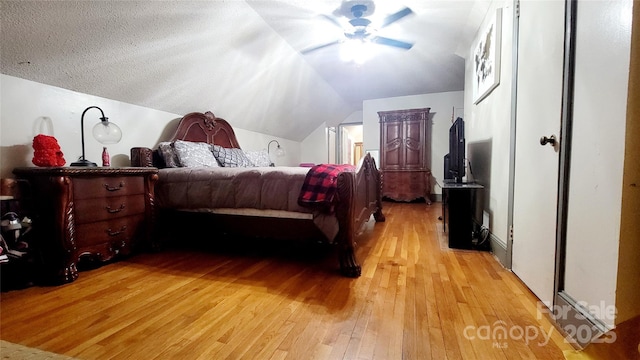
[155,166,339,240]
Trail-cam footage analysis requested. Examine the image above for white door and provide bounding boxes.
[511,0,566,308]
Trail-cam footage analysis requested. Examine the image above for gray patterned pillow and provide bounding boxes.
[244,150,271,167]
[212,145,253,167]
[173,140,220,167]
[157,142,181,167]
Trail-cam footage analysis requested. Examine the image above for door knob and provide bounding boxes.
[540,135,557,146]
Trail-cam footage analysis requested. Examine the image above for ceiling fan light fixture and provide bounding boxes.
[345,27,374,40]
[341,38,374,64]
[349,17,371,28]
[302,3,414,56]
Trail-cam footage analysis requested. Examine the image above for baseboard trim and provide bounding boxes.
[554,291,608,349]
[490,234,508,267]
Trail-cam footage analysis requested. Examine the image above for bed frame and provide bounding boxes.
[131,111,385,277]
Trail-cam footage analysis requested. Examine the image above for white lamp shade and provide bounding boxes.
[92,121,122,145]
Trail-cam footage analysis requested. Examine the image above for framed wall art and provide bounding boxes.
[473,8,503,104]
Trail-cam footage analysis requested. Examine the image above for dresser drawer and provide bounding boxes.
[382,174,395,187]
[73,176,145,200]
[407,173,426,191]
[75,215,145,249]
[382,170,430,201]
[382,172,399,188]
[74,194,146,224]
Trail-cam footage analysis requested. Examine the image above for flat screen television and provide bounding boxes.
[448,117,466,183]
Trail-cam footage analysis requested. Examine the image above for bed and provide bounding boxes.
[130,111,385,277]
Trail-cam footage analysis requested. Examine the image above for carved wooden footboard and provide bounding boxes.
[334,153,385,277]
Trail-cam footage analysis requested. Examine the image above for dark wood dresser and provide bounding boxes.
[378,108,432,203]
[13,167,158,284]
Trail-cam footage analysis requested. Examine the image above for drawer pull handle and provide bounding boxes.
[104,182,124,191]
[106,204,126,213]
[106,226,127,236]
[109,241,127,253]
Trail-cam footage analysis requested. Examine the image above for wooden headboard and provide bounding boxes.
[130,111,241,168]
[168,111,241,149]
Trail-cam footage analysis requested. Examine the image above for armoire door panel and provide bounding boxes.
[383,147,402,169]
[382,122,403,169]
[404,138,423,168]
[384,122,403,142]
[385,138,403,151]
[403,120,425,169]
[404,120,424,140]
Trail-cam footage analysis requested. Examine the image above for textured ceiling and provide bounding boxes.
[248,0,490,106]
[0,0,489,141]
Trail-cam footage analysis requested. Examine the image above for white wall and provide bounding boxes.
[300,110,365,166]
[299,121,328,165]
[362,91,465,196]
[462,1,514,246]
[343,111,363,125]
[0,75,301,178]
[234,130,299,167]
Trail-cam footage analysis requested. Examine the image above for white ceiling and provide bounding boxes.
[0,0,490,141]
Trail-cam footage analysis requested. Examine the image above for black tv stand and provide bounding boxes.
[441,182,484,249]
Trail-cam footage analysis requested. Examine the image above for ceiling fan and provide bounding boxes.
[301,1,415,55]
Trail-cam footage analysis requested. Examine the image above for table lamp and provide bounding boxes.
[71,106,122,166]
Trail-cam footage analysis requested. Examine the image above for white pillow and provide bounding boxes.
[244,150,271,167]
[173,140,220,167]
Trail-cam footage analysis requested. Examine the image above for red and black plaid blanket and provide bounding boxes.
[298,164,355,212]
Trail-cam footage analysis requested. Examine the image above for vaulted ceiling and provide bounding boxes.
[0,0,490,141]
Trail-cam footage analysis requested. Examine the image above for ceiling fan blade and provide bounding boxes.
[372,36,414,50]
[301,40,342,54]
[380,7,413,28]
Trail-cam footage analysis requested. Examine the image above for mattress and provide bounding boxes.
[154,166,339,240]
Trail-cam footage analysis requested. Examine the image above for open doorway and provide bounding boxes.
[327,127,337,164]
[336,123,363,165]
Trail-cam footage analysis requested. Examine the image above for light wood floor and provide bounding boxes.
[1,202,582,359]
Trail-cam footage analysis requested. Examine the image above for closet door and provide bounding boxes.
[561,0,631,333]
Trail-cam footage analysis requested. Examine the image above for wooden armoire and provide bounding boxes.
[378,108,432,203]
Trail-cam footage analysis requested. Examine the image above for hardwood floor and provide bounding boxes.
[1,202,581,359]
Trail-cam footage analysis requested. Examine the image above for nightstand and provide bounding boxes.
[13,167,158,284]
